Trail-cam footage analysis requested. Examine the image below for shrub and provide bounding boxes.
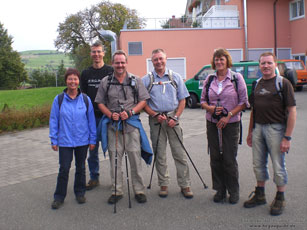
[0,104,51,133]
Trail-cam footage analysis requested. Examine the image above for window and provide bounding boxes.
[228,49,243,62]
[128,42,142,55]
[231,66,244,76]
[290,0,305,20]
[284,61,304,70]
[146,58,186,79]
[277,48,291,59]
[215,0,221,5]
[247,66,262,79]
[197,67,215,80]
[248,49,273,62]
[293,55,306,65]
[196,67,215,89]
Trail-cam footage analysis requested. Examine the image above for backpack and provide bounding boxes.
[147,69,178,93]
[205,70,239,105]
[105,74,139,104]
[251,74,284,102]
[205,70,243,144]
[57,92,89,112]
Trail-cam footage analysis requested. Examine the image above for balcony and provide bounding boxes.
[199,16,239,28]
[200,5,239,28]
[123,5,240,31]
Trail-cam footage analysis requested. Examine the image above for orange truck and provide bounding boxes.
[280,59,307,91]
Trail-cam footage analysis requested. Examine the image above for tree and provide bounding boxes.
[56,60,66,86]
[0,22,27,89]
[55,1,145,70]
[29,70,44,88]
[43,70,56,87]
[29,70,57,88]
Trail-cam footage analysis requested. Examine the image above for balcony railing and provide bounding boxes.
[199,16,239,28]
[132,16,239,30]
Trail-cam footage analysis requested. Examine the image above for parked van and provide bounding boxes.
[185,61,297,108]
[280,59,307,91]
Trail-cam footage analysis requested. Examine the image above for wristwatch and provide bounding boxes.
[131,109,136,116]
[283,136,292,141]
[173,115,179,121]
[229,111,233,117]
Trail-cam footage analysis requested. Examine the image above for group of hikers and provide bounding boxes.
[49,41,296,216]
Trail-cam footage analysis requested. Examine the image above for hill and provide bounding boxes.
[0,87,65,110]
[20,50,74,72]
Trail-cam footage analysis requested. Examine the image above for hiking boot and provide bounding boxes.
[213,190,226,203]
[181,187,194,199]
[51,200,63,209]
[270,192,285,216]
[107,194,123,204]
[86,179,99,191]
[159,186,168,198]
[76,196,86,204]
[135,193,147,203]
[243,187,266,208]
[229,192,239,204]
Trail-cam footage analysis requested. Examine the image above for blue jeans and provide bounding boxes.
[87,116,101,180]
[54,145,88,201]
[252,123,287,186]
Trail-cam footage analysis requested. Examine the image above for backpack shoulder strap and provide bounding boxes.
[275,75,283,98]
[229,70,244,144]
[252,77,262,93]
[81,93,89,112]
[205,74,215,104]
[230,70,238,92]
[168,69,178,90]
[230,70,240,104]
[251,77,262,129]
[58,92,65,110]
[130,75,137,88]
[275,75,286,109]
[129,75,138,103]
[147,72,154,92]
[105,75,114,102]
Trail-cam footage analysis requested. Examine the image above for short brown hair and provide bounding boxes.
[64,68,80,82]
[259,52,277,63]
[152,48,166,56]
[91,40,104,51]
[211,48,233,70]
[112,50,128,63]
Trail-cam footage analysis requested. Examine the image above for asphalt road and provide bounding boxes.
[0,88,306,230]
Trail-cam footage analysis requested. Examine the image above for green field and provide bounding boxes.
[20,50,74,72]
[0,87,65,110]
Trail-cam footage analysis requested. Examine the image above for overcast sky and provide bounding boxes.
[0,0,187,52]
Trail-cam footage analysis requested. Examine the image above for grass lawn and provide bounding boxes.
[20,50,74,71]
[0,87,65,110]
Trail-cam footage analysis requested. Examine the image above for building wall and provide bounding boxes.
[119,0,306,79]
[120,28,243,78]
[247,0,291,49]
[289,0,307,55]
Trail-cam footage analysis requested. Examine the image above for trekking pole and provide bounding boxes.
[216,99,223,154]
[114,120,119,213]
[147,122,162,189]
[172,127,208,189]
[120,105,132,208]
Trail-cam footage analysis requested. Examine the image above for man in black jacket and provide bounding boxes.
[80,40,113,190]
